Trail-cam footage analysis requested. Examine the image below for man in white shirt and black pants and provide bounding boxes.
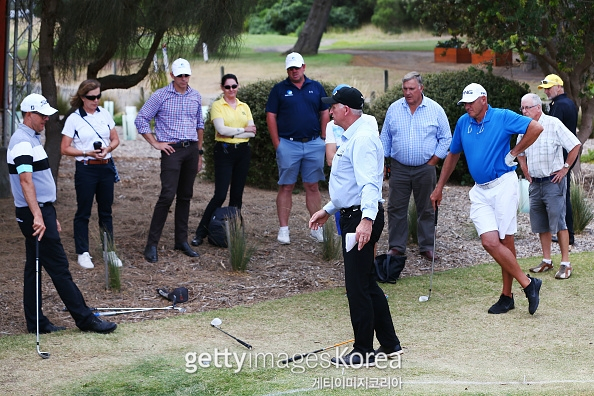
[309,86,403,367]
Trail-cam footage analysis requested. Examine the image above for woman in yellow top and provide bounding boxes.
[192,74,256,246]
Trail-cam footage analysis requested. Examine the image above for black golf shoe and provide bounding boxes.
[374,344,403,359]
[29,323,66,334]
[488,294,515,314]
[523,275,542,315]
[81,317,117,334]
[331,350,375,368]
[191,235,204,247]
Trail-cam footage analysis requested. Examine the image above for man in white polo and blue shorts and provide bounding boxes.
[516,93,581,280]
[431,83,545,315]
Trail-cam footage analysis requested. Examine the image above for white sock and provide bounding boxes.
[560,261,571,267]
[542,258,552,264]
[280,226,289,232]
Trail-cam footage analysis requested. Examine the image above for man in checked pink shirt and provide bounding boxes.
[135,58,204,263]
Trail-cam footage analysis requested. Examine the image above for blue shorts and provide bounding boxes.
[276,137,325,185]
[529,177,567,234]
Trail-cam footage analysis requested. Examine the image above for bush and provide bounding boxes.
[372,0,418,34]
[368,67,530,184]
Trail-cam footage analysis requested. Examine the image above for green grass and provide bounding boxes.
[3,253,594,395]
[580,148,594,163]
[323,39,439,52]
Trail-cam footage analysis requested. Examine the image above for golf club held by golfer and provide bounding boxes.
[419,205,438,302]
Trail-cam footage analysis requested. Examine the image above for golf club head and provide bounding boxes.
[37,347,50,359]
[419,295,429,302]
[211,318,222,327]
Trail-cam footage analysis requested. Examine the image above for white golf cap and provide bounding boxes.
[171,58,192,76]
[20,93,58,116]
[285,52,304,69]
[457,83,487,105]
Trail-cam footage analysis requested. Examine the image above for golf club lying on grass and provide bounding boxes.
[35,239,50,359]
[280,339,354,364]
[91,305,186,316]
[419,205,438,303]
[210,318,252,350]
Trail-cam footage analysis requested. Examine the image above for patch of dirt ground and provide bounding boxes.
[2,132,594,336]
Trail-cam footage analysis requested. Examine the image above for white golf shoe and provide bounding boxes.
[77,252,94,269]
[277,228,290,244]
[107,251,123,267]
[310,227,324,243]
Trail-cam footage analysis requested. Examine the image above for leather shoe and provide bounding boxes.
[174,242,199,257]
[29,323,66,334]
[81,316,117,334]
[420,250,437,261]
[191,235,203,247]
[387,248,404,256]
[144,245,158,263]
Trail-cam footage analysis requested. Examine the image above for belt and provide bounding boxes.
[532,176,555,183]
[476,171,515,190]
[168,140,197,148]
[339,203,383,215]
[38,202,53,208]
[216,141,249,149]
[286,135,319,143]
[78,159,109,165]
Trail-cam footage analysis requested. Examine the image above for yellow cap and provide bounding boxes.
[538,74,563,89]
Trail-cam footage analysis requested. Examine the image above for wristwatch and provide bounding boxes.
[563,163,569,168]
[198,149,204,155]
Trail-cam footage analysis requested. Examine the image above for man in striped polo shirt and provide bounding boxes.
[8,93,116,334]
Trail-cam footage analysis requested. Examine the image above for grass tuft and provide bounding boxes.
[227,216,255,271]
[571,177,594,234]
[321,220,342,261]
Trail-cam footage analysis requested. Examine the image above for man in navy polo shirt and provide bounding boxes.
[266,52,330,245]
[538,74,579,247]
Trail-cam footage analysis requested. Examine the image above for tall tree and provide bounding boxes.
[417,0,594,147]
[289,0,332,55]
[37,0,253,181]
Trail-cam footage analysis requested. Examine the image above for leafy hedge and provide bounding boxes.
[367,67,530,184]
[202,68,530,189]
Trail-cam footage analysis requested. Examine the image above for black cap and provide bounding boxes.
[322,87,364,109]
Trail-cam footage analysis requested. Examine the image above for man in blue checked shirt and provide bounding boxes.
[310,86,403,368]
[380,71,451,261]
[136,58,203,263]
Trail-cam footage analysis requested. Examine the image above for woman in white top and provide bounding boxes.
[61,79,121,269]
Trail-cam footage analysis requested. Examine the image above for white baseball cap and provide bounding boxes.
[171,58,192,76]
[285,52,304,69]
[458,83,487,105]
[20,93,58,116]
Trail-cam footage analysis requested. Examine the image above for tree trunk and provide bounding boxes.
[39,0,63,185]
[288,0,332,55]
